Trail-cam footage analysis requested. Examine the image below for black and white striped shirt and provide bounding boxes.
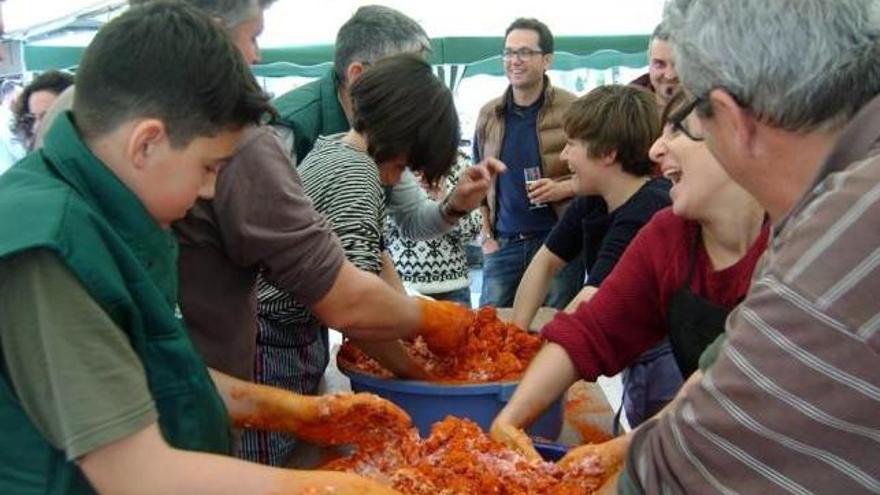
[256,134,385,333]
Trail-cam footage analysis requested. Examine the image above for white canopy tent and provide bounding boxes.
[3,0,666,145]
[6,0,665,46]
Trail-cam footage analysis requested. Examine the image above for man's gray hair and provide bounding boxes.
[334,5,432,85]
[651,21,670,42]
[664,0,880,131]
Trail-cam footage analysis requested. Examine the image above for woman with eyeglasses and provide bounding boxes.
[491,90,769,459]
[11,70,73,151]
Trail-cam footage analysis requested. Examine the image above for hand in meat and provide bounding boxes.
[416,299,475,354]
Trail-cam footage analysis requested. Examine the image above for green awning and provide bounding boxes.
[463,50,648,78]
[23,35,649,77]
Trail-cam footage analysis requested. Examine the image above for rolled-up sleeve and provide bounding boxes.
[213,127,346,306]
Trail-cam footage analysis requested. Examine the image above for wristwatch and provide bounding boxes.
[440,195,469,224]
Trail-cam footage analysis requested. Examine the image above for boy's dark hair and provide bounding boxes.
[564,85,660,177]
[505,18,554,54]
[12,70,74,143]
[349,53,459,185]
[74,1,272,147]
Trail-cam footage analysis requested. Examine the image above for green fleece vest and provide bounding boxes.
[0,113,231,494]
[273,69,349,163]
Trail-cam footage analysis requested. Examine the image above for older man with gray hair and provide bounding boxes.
[275,4,432,166]
[629,21,679,112]
[273,5,499,242]
[570,1,880,494]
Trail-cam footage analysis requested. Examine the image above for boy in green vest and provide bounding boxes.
[0,3,409,494]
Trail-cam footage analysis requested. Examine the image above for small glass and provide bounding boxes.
[524,166,547,209]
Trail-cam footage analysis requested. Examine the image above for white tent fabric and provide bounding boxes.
[7,0,665,47]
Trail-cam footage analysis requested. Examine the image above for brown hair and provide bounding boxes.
[505,17,554,54]
[660,89,689,126]
[563,84,660,176]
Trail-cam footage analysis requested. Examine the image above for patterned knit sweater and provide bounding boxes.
[386,158,481,294]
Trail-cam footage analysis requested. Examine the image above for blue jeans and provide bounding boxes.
[479,233,583,309]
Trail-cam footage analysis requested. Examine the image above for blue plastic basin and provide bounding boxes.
[344,369,563,440]
[534,441,569,462]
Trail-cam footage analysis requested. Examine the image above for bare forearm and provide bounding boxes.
[511,280,553,330]
[209,368,251,422]
[563,285,598,313]
[80,424,395,495]
[209,368,302,431]
[379,251,406,294]
[311,261,421,341]
[567,371,705,484]
[348,339,429,379]
[511,247,564,329]
[496,342,578,428]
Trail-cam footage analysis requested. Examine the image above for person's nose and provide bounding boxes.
[664,64,679,82]
[198,171,218,200]
[649,135,667,164]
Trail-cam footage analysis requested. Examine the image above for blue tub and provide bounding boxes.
[344,369,563,440]
[534,441,569,462]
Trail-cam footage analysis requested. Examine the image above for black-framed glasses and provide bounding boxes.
[20,113,36,126]
[667,94,706,142]
[502,48,544,61]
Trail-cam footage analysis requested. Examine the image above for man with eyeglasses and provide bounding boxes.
[473,17,580,310]
[630,22,680,113]
[578,1,880,493]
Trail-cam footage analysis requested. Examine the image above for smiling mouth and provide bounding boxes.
[663,169,682,184]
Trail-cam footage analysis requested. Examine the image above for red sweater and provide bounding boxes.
[542,208,770,380]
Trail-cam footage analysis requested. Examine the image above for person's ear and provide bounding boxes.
[126,118,167,171]
[602,149,618,167]
[708,88,757,156]
[542,53,554,72]
[346,61,368,86]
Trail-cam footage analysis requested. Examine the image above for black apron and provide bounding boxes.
[614,340,682,433]
[667,229,731,378]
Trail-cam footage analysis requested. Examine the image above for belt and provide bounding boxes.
[495,231,547,241]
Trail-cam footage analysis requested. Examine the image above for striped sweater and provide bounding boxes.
[625,94,880,494]
[256,134,385,332]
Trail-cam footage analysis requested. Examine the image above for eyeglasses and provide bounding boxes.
[666,94,706,142]
[18,113,36,128]
[502,48,544,61]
